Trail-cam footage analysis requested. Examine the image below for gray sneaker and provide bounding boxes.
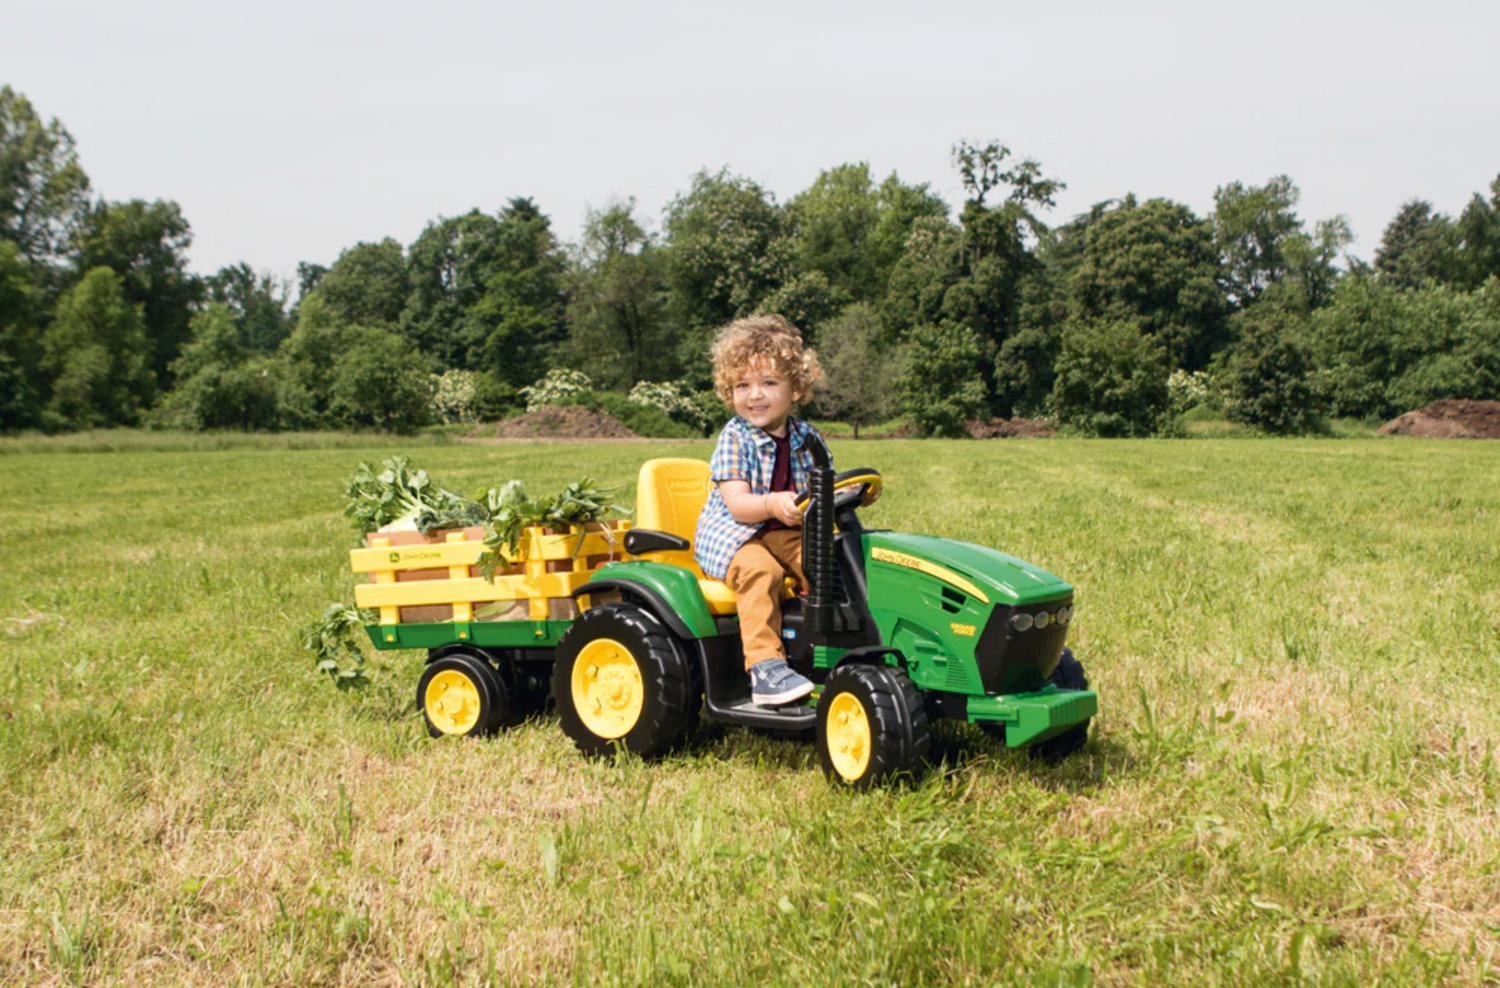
[749,658,814,706]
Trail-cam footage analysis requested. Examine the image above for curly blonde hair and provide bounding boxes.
[710,314,824,406]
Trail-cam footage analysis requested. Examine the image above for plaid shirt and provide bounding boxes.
[693,415,829,580]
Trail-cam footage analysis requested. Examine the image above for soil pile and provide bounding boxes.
[965,417,1057,439]
[1377,400,1500,439]
[477,406,639,440]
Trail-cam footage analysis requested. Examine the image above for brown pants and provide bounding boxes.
[724,528,808,670]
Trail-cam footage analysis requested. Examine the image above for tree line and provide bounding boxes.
[3,83,1498,438]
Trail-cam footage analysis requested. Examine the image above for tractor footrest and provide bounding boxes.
[705,694,817,732]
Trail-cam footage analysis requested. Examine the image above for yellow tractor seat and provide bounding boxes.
[633,458,794,616]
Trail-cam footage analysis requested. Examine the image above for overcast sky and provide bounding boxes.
[8,0,1499,283]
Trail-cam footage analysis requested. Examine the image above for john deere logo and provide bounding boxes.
[668,479,704,495]
[388,551,400,563]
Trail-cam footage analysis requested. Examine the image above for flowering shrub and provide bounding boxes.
[627,381,711,432]
[431,369,479,424]
[1167,369,1213,415]
[519,369,593,412]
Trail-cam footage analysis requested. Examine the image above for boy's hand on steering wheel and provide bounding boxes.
[769,491,802,526]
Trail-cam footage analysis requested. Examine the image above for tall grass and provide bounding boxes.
[1,439,1496,985]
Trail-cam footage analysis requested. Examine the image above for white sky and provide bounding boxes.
[7,0,1499,282]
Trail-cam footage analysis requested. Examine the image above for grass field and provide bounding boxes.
[2,434,1498,987]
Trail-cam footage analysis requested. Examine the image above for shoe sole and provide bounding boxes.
[752,680,815,707]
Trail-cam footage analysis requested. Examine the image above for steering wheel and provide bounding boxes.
[794,468,883,514]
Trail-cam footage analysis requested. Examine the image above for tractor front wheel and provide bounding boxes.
[552,602,698,757]
[418,652,507,738]
[816,663,931,789]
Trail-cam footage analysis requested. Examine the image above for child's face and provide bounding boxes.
[731,361,793,435]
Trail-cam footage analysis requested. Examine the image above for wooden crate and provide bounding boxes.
[350,520,629,628]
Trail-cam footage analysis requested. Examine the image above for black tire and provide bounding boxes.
[552,602,699,758]
[417,652,508,738]
[1029,648,1091,761]
[816,663,931,789]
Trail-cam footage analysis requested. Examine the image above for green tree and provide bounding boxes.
[0,86,91,264]
[42,267,154,427]
[0,240,45,429]
[205,262,292,353]
[816,302,903,437]
[402,209,505,370]
[1454,175,1500,290]
[1050,318,1169,437]
[155,304,279,430]
[883,141,1063,416]
[312,238,408,330]
[565,199,672,388]
[475,197,568,388]
[1220,306,1322,434]
[787,164,948,308]
[1212,175,1350,308]
[1304,273,1500,418]
[896,321,993,437]
[72,198,201,386]
[1374,199,1458,289]
[1068,195,1227,370]
[664,169,794,376]
[325,326,433,432]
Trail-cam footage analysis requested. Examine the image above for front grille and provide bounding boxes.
[974,598,1071,694]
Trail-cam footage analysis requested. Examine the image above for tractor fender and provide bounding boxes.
[572,562,716,640]
[832,646,906,670]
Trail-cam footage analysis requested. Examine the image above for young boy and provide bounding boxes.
[694,314,828,706]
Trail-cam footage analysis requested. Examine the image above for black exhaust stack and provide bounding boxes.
[804,434,835,638]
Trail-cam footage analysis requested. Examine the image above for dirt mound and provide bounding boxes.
[965,417,1057,439]
[479,406,639,440]
[1377,400,1500,439]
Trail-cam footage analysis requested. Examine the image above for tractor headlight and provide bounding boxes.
[1058,605,1072,625]
[1034,611,1050,630]
[1010,613,1033,632]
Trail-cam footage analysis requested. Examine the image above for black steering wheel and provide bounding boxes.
[793,467,883,514]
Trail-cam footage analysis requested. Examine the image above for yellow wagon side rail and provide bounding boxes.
[350,522,630,628]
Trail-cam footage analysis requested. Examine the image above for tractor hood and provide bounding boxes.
[863,532,1072,607]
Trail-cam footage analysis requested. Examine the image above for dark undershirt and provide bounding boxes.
[763,432,794,531]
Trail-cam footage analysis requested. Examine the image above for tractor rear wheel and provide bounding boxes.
[1029,648,1091,761]
[418,652,508,738]
[552,602,698,757]
[816,663,931,789]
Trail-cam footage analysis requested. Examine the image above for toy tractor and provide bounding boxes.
[353,439,1096,787]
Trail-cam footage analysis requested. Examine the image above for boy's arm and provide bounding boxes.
[719,480,802,527]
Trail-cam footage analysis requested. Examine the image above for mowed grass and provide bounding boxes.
[2,436,1498,987]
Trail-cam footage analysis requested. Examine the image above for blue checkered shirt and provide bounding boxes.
[693,416,829,580]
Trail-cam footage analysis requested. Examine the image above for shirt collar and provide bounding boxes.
[735,415,808,450]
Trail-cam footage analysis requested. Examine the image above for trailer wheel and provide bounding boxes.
[1029,648,1091,761]
[816,663,931,789]
[552,602,698,758]
[418,652,507,738]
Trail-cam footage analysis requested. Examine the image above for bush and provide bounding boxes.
[430,369,479,425]
[323,326,433,433]
[155,358,281,431]
[1222,321,1323,434]
[519,369,592,412]
[628,381,713,433]
[559,391,697,438]
[470,371,518,421]
[896,321,992,437]
[1050,319,1169,437]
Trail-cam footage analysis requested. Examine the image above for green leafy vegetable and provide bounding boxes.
[344,455,476,539]
[303,602,376,690]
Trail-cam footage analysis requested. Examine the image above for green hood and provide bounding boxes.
[864,531,1072,606]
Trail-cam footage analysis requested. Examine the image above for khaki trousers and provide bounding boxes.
[724,528,808,670]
